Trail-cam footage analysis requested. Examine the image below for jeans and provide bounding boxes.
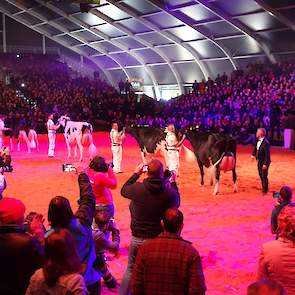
[119,236,146,295]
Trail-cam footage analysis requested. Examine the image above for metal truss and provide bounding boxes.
[0,5,115,85]
[254,0,295,32]
[146,0,238,70]
[195,0,276,63]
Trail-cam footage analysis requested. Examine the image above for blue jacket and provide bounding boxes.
[48,173,100,286]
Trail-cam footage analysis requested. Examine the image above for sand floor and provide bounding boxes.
[3,132,295,295]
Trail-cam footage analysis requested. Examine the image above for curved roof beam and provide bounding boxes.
[89,8,183,94]
[254,0,295,32]
[106,0,209,79]
[147,0,238,71]
[195,0,276,63]
[0,3,114,86]
[38,0,161,99]
[6,0,130,82]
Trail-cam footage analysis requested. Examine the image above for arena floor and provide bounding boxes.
[3,132,295,295]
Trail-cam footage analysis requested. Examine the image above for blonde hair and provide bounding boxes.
[278,205,295,240]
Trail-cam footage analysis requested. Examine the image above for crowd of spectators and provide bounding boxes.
[0,53,294,145]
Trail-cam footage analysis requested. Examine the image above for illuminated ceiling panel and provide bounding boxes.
[0,0,294,96]
[237,11,285,31]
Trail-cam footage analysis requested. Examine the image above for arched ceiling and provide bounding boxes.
[0,0,294,98]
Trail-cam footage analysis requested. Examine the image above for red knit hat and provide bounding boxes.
[0,197,25,224]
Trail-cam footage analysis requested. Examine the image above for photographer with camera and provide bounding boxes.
[119,159,180,295]
[271,186,294,236]
[93,210,120,290]
[88,156,117,217]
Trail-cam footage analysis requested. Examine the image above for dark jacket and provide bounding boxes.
[252,138,271,166]
[121,174,180,238]
[47,173,100,286]
[0,225,44,295]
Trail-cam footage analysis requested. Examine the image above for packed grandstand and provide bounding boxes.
[0,53,294,145]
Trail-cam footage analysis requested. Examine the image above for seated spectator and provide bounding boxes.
[47,173,101,295]
[93,210,120,290]
[271,186,294,235]
[258,206,295,294]
[0,174,5,200]
[247,278,285,295]
[119,160,180,294]
[88,156,117,217]
[0,146,13,173]
[26,228,87,295]
[0,197,44,294]
[131,208,206,295]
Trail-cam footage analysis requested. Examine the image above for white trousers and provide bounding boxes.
[112,145,122,173]
[48,132,56,157]
[167,150,179,175]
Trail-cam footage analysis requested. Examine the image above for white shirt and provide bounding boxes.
[110,129,124,145]
[257,137,265,150]
[166,131,178,150]
[47,119,56,134]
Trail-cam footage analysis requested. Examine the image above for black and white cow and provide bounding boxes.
[186,131,237,195]
[59,116,97,161]
[126,126,168,164]
[127,126,237,195]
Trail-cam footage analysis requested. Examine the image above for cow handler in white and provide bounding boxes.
[166,124,185,176]
[0,115,10,149]
[110,122,125,173]
[47,113,60,158]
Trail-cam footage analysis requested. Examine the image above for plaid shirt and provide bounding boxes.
[131,232,206,295]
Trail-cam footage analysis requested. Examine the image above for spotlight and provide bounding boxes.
[21,83,25,87]
[16,54,20,58]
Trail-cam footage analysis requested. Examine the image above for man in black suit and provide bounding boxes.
[251,128,271,195]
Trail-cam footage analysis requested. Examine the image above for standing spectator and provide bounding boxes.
[257,206,295,294]
[26,229,87,295]
[88,156,117,217]
[119,79,125,95]
[271,186,294,235]
[0,197,44,294]
[270,103,282,141]
[93,210,120,290]
[251,128,271,195]
[125,80,132,96]
[247,279,285,295]
[47,173,101,295]
[119,159,180,295]
[192,80,199,94]
[131,208,206,295]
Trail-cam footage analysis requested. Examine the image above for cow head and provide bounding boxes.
[58,115,71,128]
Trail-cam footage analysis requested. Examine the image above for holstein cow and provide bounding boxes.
[59,116,97,161]
[186,131,237,195]
[126,126,168,164]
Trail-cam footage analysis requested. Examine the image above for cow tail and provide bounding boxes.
[89,143,97,159]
